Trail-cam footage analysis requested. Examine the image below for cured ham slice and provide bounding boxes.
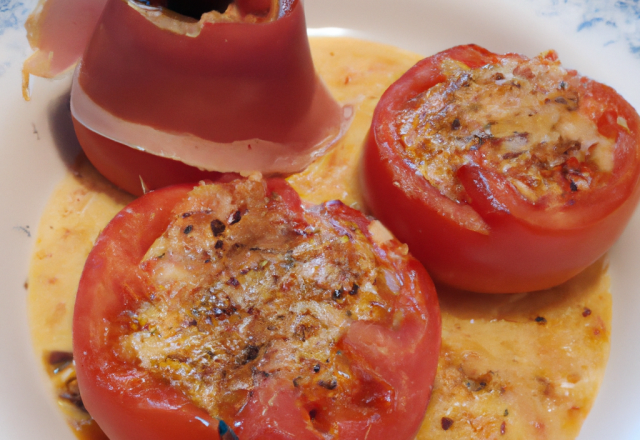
[22,0,108,99]
[69,0,352,194]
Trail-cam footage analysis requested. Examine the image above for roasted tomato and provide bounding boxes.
[73,178,440,440]
[362,44,640,293]
[70,0,350,196]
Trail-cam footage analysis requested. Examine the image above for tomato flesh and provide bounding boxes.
[362,44,640,293]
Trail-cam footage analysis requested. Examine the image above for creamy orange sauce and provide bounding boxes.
[398,54,615,208]
[416,259,610,440]
[28,37,610,440]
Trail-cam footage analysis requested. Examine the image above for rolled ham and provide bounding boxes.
[69,0,351,184]
[22,0,108,99]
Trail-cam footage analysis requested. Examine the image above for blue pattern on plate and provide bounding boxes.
[0,0,30,37]
[528,0,640,57]
[0,0,34,76]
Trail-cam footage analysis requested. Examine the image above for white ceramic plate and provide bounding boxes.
[1,0,638,438]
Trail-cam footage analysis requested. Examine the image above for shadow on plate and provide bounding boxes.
[47,89,82,167]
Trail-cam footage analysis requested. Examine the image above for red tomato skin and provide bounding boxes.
[73,184,222,440]
[361,44,640,293]
[321,201,441,440]
[73,116,224,196]
[338,259,440,440]
[73,180,441,440]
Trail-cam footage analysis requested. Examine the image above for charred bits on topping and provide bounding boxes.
[210,219,226,236]
[227,277,240,288]
[396,53,616,208]
[239,345,260,365]
[228,210,242,225]
[441,417,454,430]
[319,378,338,390]
[121,179,404,426]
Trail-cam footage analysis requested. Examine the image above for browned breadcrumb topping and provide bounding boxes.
[119,180,400,422]
[397,54,617,208]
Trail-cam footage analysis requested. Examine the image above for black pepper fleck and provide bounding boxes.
[570,181,578,192]
[319,378,338,390]
[211,219,226,237]
[441,417,454,431]
[228,210,242,225]
[535,316,547,324]
[582,307,592,317]
[183,225,193,234]
[228,277,240,288]
[243,345,260,363]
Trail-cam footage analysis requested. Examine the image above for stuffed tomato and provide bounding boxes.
[72,177,440,440]
[70,0,351,195]
[362,44,640,293]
